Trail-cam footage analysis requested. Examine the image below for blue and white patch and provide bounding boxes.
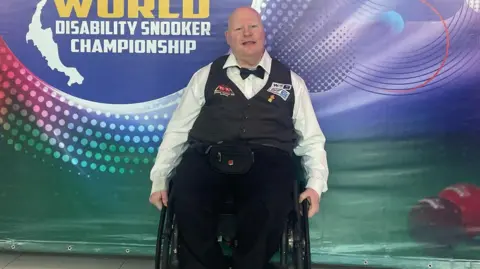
[271,82,292,91]
[267,86,291,101]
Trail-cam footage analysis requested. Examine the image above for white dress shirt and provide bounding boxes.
[150,51,329,198]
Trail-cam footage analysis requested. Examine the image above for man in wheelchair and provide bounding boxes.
[149,6,329,269]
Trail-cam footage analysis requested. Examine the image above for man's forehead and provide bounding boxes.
[230,19,260,25]
[229,9,261,23]
[229,16,262,28]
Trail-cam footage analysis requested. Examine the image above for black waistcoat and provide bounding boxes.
[188,55,297,153]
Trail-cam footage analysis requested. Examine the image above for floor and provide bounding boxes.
[0,252,340,269]
[0,252,153,269]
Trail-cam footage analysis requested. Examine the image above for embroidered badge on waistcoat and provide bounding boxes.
[214,85,235,97]
[267,82,291,101]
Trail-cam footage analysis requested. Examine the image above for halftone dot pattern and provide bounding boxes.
[0,38,168,175]
[260,0,357,93]
[466,0,480,12]
[345,0,479,95]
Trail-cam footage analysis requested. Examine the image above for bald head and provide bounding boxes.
[227,7,262,30]
[225,6,266,68]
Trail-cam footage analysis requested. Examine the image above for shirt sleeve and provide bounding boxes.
[149,64,211,195]
[291,71,330,198]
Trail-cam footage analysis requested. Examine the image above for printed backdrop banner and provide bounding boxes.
[1,0,480,268]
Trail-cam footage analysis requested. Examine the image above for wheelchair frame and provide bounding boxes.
[154,157,312,269]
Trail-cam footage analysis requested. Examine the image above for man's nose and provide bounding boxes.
[243,27,253,36]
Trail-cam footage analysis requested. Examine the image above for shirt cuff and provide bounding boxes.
[150,178,167,195]
[305,177,328,199]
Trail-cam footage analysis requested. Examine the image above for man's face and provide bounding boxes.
[226,8,266,61]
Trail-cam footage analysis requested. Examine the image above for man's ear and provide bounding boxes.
[225,31,230,45]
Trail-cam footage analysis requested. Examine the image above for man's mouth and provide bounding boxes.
[242,41,256,45]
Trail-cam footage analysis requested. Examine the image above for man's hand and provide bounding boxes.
[149,190,168,210]
[299,188,320,218]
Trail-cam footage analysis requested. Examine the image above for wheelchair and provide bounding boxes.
[154,156,312,269]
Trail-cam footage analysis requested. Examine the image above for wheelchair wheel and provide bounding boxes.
[280,221,289,267]
[155,206,177,269]
[290,200,311,269]
[154,207,166,269]
[301,201,311,269]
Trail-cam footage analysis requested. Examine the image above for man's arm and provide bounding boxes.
[291,71,329,198]
[149,64,211,195]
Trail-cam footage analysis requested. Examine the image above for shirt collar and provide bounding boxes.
[223,50,272,74]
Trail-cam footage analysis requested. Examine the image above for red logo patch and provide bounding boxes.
[214,85,235,97]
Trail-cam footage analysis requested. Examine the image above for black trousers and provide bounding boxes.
[170,146,295,269]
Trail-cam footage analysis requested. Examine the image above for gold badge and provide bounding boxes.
[268,95,275,102]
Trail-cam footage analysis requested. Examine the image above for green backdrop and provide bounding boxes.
[2,134,480,268]
[1,0,480,268]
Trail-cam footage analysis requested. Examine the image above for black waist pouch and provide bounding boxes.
[206,143,254,175]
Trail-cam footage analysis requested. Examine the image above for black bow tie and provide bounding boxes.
[238,66,265,80]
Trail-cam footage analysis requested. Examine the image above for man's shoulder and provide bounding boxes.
[289,69,306,85]
[270,56,289,70]
[190,62,213,81]
[270,57,303,81]
[191,54,229,78]
[285,68,308,94]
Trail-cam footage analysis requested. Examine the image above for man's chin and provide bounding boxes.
[240,44,258,51]
[240,47,263,57]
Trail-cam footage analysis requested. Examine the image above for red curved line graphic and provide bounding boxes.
[385,0,451,94]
